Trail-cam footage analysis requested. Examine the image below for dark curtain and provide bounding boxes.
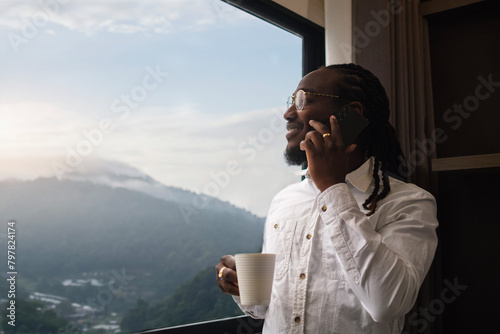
[354,0,441,333]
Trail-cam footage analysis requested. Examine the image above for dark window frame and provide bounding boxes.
[222,0,325,76]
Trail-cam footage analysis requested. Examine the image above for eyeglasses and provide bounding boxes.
[287,89,341,111]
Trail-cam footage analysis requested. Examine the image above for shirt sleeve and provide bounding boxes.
[317,182,438,323]
[232,296,268,319]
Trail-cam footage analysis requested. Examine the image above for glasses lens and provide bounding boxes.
[287,95,294,108]
[295,90,305,110]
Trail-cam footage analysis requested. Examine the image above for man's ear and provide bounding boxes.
[348,102,364,116]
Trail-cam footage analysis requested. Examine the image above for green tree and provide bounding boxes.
[1,299,71,334]
[120,266,244,332]
[146,266,244,327]
[55,300,74,317]
[120,299,149,333]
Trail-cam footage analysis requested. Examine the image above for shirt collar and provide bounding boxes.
[293,157,374,193]
[292,169,309,178]
[345,157,374,193]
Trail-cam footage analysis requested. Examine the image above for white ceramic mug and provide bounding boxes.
[235,253,276,306]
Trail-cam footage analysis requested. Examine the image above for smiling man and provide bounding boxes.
[216,63,439,334]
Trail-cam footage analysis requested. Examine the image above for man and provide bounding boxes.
[216,63,438,333]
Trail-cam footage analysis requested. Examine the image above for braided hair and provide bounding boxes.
[325,63,408,215]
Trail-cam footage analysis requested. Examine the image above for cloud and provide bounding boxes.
[0,99,287,163]
[0,0,253,36]
[0,102,88,152]
[0,101,295,215]
[107,105,287,156]
[108,104,296,217]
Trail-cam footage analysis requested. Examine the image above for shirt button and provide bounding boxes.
[300,273,306,279]
[294,316,301,323]
[306,234,312,240]
[322,205,327,212]
[274,224,278,229]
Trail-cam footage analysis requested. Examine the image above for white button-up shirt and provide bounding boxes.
[234,158,438,333]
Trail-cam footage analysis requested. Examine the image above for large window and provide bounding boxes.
[0,0,322,332]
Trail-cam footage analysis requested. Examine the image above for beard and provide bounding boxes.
[284,145,307,166]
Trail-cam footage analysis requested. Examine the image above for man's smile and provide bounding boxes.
[286,122,304,139]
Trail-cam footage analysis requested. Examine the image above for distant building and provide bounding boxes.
[91,324,121,333]
[62,278,105,287]
[29,292,67,305]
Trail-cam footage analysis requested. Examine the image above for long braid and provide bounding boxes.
[363,158,381,213]
[325,63,407,215]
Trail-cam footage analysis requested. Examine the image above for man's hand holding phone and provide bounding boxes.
[300,107,368,192]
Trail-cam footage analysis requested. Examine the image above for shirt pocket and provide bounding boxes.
[264,220,296,280]
[321,236,348,281]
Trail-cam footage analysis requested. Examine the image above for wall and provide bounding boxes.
[272,0,325,26]
[273,0,354,65]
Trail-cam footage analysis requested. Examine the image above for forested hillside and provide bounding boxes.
[0,177,264,332]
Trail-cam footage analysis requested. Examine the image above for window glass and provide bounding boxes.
[0,0,301,332]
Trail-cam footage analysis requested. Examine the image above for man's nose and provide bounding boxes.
[284,105,297,121]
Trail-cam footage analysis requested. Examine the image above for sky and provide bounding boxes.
[0,0,304,216]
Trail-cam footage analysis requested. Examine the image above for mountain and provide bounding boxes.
[59,158,254,216]
[0,172,265,316]
[121,266,245,332]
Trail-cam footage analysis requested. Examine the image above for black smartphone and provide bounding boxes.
[331,106,369,148]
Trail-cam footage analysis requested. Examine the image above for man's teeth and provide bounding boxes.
[288,128,299,132]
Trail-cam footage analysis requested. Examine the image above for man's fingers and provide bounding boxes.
[345,143,357,154]
[300,139,311,151]
[330,115,344,147]
[309,119,329,133]
[301,131,324,152]
[216,256,240,296]
[221,255,236,270]
[220,267,238,283]
[218,280,240,296]
[218,255,238,283]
